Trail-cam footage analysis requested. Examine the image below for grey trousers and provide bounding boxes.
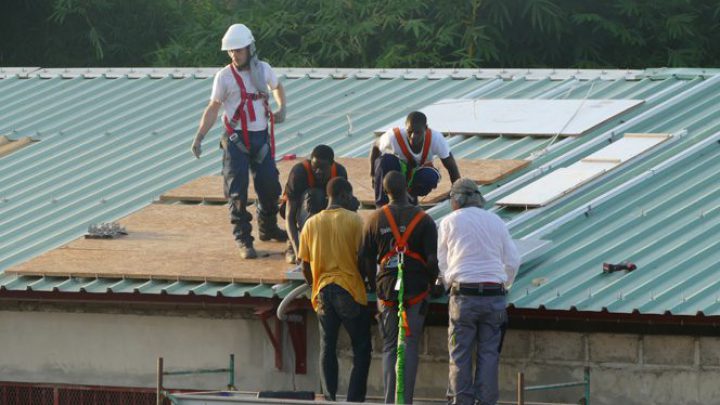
[377,297,428,404]
[447,294,507,405]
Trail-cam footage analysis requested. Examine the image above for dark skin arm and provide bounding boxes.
[359,254,377,292]
[441,152,461,184]
[302,261,312,285]
[425,253,440,285]
[370,143,381,178]
[286,198,300,258]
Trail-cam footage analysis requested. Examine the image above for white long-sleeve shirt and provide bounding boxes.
[438,206,521,289]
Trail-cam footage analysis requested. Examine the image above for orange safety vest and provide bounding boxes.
[223,64,276,158]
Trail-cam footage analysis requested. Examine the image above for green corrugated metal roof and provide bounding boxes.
[1,67,719,316]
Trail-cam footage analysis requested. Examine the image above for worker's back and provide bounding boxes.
[299,207,366,311]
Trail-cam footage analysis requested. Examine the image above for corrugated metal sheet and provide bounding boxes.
[1,67,719,316]
[510,134,720,316]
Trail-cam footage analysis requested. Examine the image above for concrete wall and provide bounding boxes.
[1,303,719,404]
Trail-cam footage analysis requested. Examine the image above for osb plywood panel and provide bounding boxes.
[8,205,380,283]
[8,205,291,283]
[160,158,529,205]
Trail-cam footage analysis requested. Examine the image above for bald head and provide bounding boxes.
[383,171,407,201]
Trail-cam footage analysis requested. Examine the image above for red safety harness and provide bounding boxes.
[378,205,430,313]
[223,64,275,158]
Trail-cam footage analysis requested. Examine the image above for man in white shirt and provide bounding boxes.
[370,111,460,207]
[438,178,521,405]
[190,24,287,259]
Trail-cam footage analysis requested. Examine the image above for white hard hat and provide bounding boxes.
[221,24,254,51]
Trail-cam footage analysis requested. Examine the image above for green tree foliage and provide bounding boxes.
[2,0,719,68]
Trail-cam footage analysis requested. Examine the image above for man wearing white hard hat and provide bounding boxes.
[191,24,288,259]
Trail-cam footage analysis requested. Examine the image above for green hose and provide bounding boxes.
[395,256,407,404]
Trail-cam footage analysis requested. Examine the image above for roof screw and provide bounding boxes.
[100,198,107,204]
[651,291,655,301]
[296,131,302,137]
[526,288,529,296]
[556,289,560,297]
[588,288,592,298]
[51,198,58,203]
[700,210,705,218]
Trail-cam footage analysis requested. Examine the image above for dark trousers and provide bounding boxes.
[374,154,440,207]
[317,284,372,402]
[222,129,281,245]
[377,297,428,404]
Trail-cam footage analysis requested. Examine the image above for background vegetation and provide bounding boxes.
[3,0,720,68]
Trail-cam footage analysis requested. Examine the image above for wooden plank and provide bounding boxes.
[624,133,672,139]
[6,205,380,283]
[7,205,290,283]
[0,136,34,158]
[160,157,529,206]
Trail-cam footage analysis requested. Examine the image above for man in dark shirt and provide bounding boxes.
[360,170,439,404]
[282,145,358,263]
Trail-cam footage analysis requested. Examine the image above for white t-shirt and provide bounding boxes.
[377,127,451,164]
[210,62,279,132]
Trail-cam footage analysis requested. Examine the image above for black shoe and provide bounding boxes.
[259,226,288,242]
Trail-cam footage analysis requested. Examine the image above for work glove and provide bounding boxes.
[273,105,286,123]
[191,133,204,159]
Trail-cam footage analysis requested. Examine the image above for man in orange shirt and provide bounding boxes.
[298,177,371,402]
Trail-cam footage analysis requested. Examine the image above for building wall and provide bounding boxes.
[1,303,719,405]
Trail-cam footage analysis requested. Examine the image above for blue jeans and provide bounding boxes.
[317,284,372,402]
[447,295,507,405]
[374,154,440,207]
[222,129,282,245]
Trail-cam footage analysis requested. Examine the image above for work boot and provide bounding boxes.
[239,245,258,260]
[258,212,288,242]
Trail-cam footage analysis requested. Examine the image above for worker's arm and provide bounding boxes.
[359,255,377,292]
[424,218,440,284]
[271,83,286,123]
[301,261,313,285]
[191,100,222,158]
[370,142,381,178]
[501,222,521,288]
[440,153,461,184]
[285,199,300,258]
